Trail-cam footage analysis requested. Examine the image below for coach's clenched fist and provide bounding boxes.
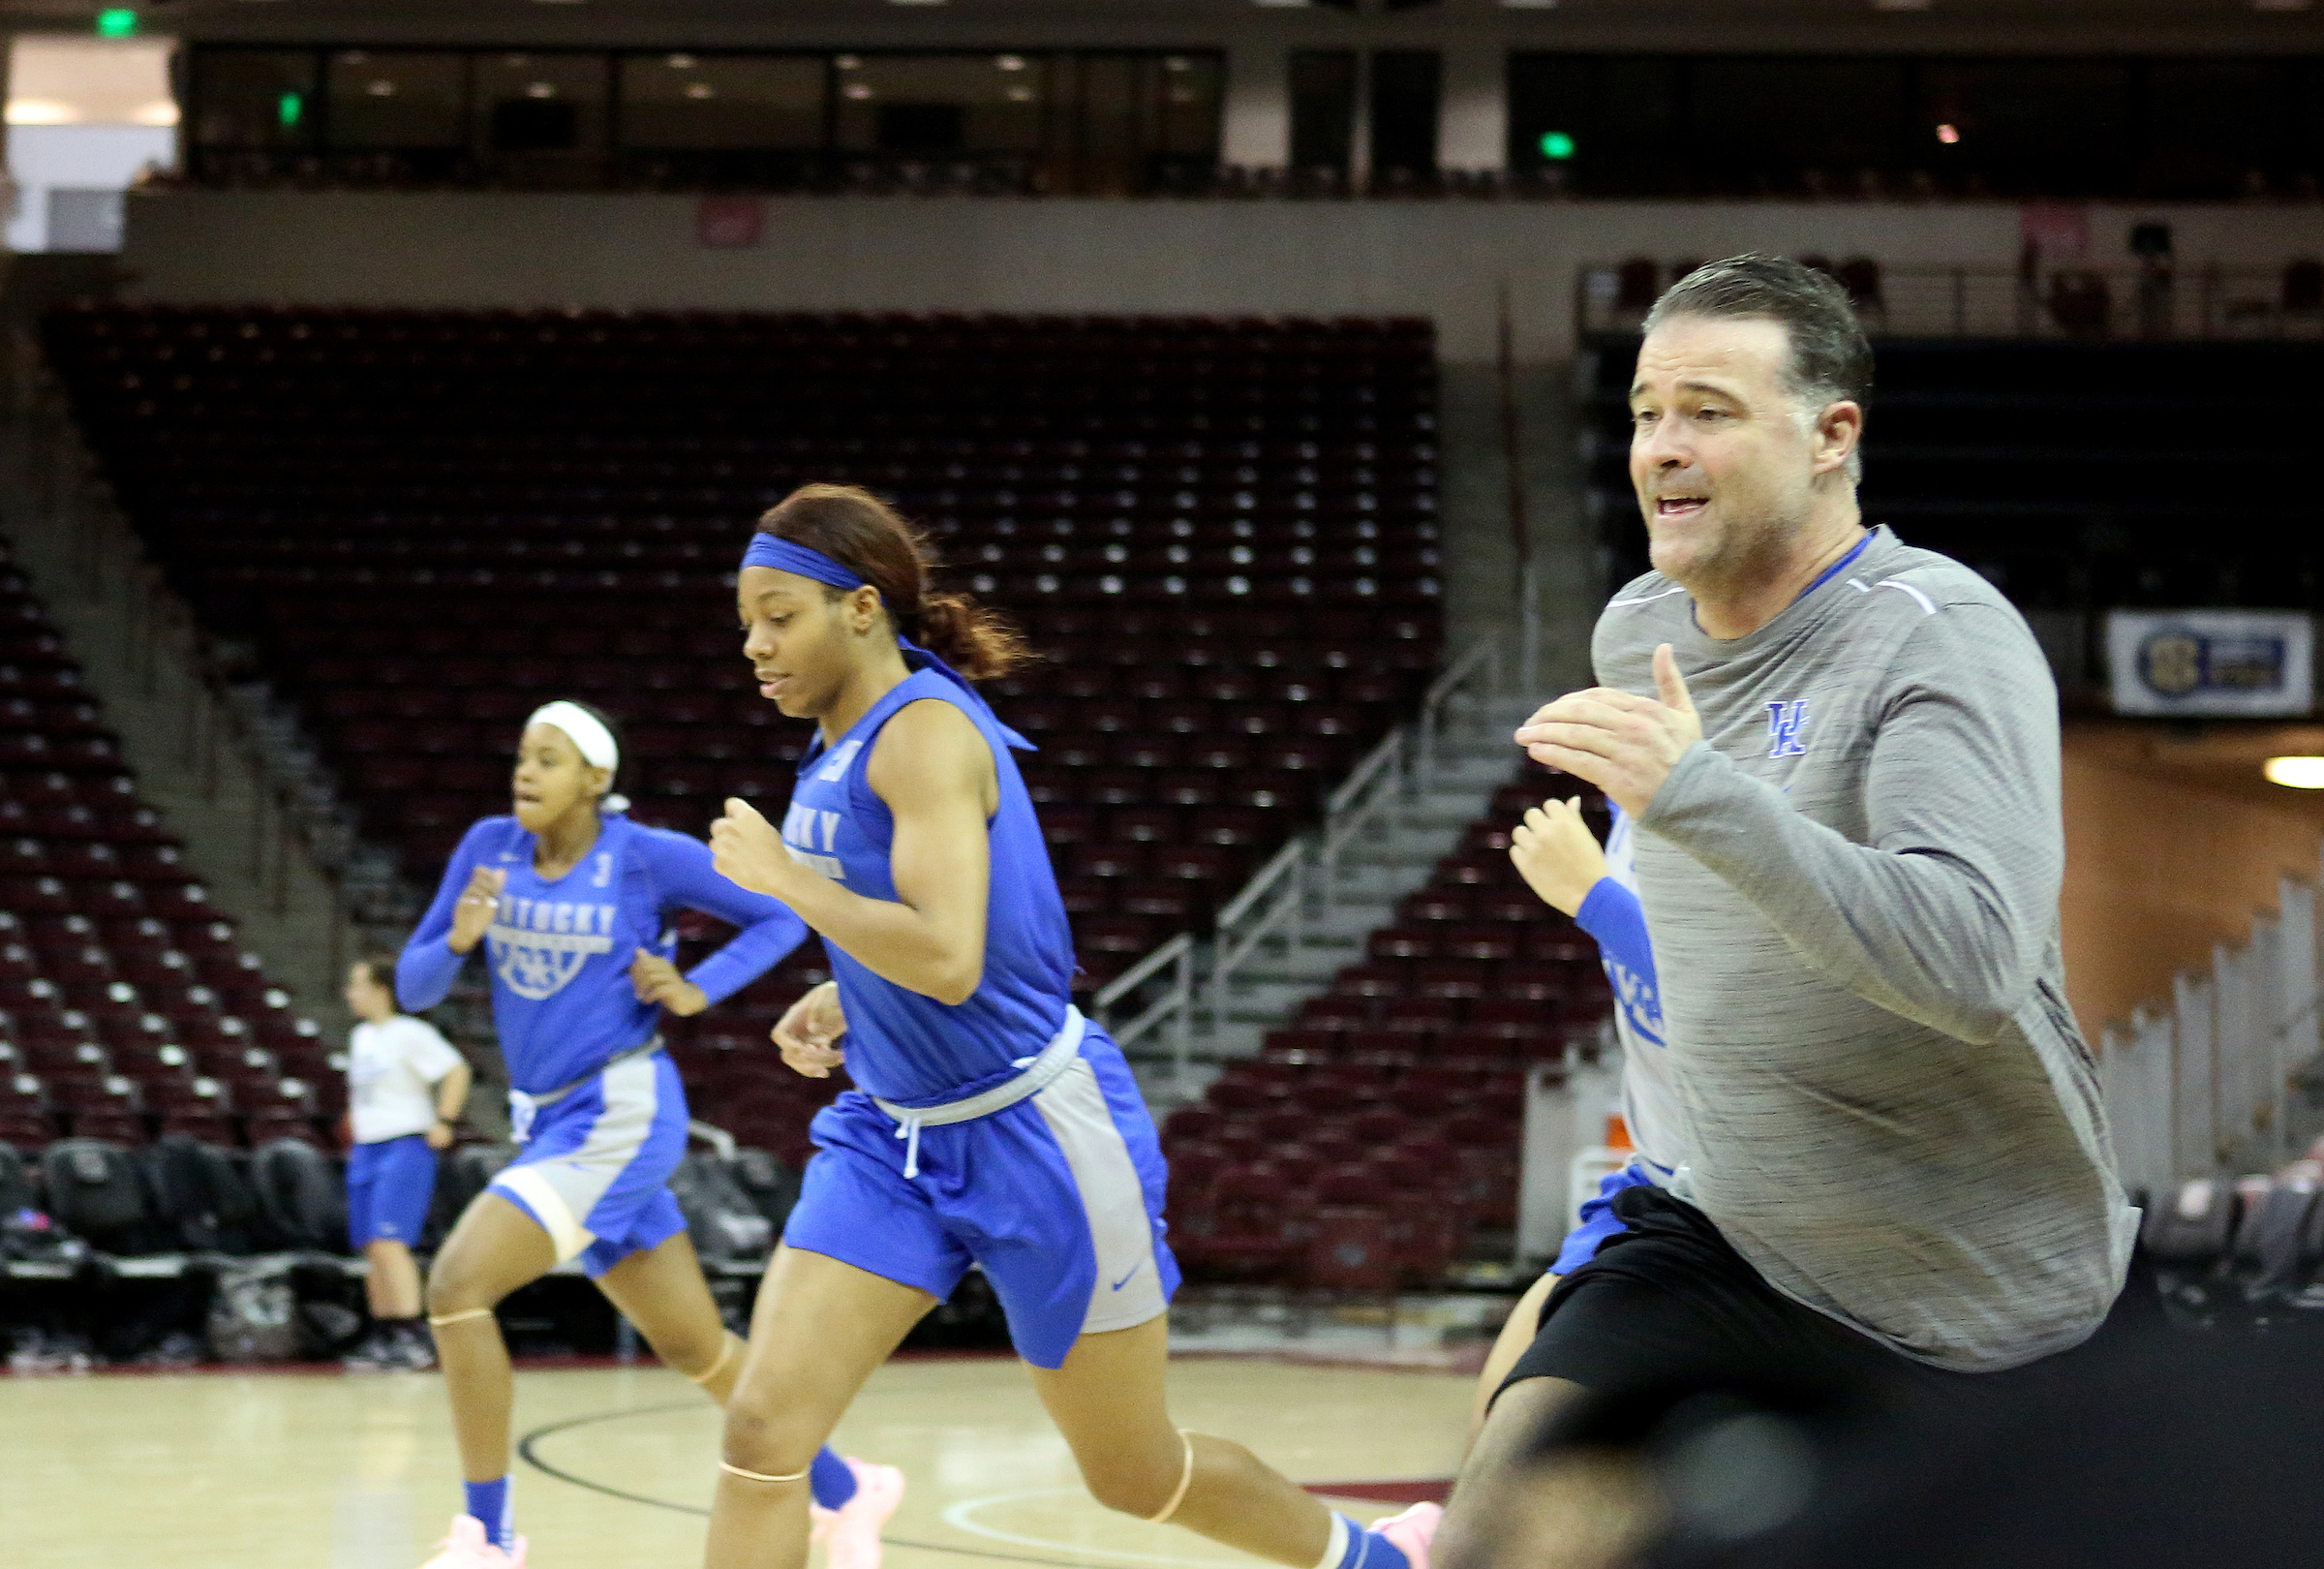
[1514,642,1703,818]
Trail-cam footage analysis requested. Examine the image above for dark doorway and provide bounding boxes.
[877,102,966,153]
[1369,51,1442,178]
[490,98,579,152]
[1289,50,1358,174]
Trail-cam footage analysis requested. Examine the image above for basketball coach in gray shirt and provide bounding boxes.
[1437,256,2136,1568]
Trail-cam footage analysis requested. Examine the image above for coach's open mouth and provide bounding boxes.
[1656,495,1708,518]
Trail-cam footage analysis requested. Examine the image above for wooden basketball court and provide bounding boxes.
[0,1353,1470,1568]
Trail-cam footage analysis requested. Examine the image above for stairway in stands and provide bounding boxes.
[1206,691,1541,1057]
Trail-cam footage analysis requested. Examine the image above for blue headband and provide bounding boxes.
[742,533,868,591]
[741,532,1030,753]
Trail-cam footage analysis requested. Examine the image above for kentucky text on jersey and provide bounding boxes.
[486,898,619,1000]
[780,803,848,881]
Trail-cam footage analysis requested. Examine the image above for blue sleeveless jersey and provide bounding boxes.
[782,661,1076,1105]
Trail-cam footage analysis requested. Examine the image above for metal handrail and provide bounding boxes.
[1415,637,1503,791]
[1095,929,1196,1012]
[1423,636,1503,712]
[1087,631,1511,1071]
[1210,838,1309,993]
[1094,931,1196,1079]
[1215,837,1307,933]
[1322,749,1404,878]
[1326,728,1404,818]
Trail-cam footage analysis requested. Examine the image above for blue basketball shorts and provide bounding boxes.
[346,1133,439,1249]
[783,1027,1180,1369]
[489,1050,690,1279]
[1551,1161,1664,1277]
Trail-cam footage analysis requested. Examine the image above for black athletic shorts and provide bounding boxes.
[1500,1184,1967,1406]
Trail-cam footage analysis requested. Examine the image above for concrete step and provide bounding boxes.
[1234,947,1349,989]
[1304,901,1397,940]
[1219,981,1311,1023]
[1315,862,1425,905]
[1422,754,1520,792]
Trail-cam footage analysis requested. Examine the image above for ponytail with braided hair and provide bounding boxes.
[752,484,1027,680]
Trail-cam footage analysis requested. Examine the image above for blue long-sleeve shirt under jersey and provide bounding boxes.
[1574,803,1664,1049]
[396,812,808,1094]
[1575,878,1663,1048]
[1572,804,1680,1176]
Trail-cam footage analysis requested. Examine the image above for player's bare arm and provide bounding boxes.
[712,698,994,1005]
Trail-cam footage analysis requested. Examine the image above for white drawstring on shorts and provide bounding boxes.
[894,1054,1034,1178]
[872,1012,1087,1182]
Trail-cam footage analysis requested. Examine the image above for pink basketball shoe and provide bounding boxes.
[808,1458,905,1569]
[419,1515,528,1569]
[1371,1501,1443,1569]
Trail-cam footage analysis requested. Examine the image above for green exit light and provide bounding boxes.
[278,91,303,129]
[94,8,138,37]
[1540,131,1576,161]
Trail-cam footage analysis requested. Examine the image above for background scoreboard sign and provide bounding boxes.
[2106,609,2314,718]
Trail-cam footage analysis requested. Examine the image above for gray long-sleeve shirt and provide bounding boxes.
[1598,524,2135,1372]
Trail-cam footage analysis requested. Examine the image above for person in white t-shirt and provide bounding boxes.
[344,950,473,1371]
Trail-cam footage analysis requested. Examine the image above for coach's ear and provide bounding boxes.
[1813,398,1864,479]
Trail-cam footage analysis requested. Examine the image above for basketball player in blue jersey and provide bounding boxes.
[693,483,1443,1569]
[1469,797,1675,1429]
[396,699,899,1569]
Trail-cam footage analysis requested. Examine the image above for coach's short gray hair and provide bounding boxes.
[1643,254,1873,483]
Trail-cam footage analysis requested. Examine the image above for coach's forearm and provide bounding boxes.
[1641,745,2040,1043]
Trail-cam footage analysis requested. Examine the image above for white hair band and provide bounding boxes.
[527,700,621,774]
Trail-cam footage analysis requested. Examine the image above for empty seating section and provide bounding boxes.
[41,305,1441,1163]
[0,538,330,1155]
[1162,767,1612,1286]
[1583,336,2324,613]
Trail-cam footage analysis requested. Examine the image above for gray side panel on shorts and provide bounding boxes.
[1033,1058,1168,1337]
[492,1054,661,1261]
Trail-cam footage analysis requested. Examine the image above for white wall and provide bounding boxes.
[10,126,175,251]
[1438,42,1506,172]
[7,36,178,253]
[1220,43,1287,169]
[119,190,2324,364]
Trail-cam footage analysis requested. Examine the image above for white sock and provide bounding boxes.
[1313,1510,1351,1569]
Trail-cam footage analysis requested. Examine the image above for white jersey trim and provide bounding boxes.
[1607,583,1690,610]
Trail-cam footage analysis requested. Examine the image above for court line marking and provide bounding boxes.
[512,1400,1120,1569]
[940,1490,1250,1569]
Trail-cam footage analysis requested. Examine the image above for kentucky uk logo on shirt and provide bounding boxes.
[1766,699,1811,758]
